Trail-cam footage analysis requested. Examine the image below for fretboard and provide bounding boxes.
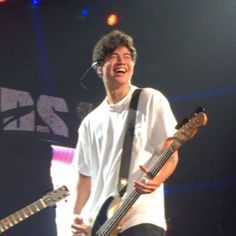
[0,199,46,234]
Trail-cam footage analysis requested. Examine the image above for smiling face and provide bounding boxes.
[99,46,135,90]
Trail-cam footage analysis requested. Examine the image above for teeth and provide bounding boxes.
[115,68,126,73]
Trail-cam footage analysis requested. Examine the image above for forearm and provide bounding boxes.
[153,152,178,186]
[153,139,179,186]
[73,173,91,214]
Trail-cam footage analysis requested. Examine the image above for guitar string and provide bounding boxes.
[97,144,176,236]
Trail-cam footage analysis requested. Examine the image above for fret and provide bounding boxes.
[35,201,43,212]
[2,218,10,230]
[16,209,25,221]
[23,205,34,217]
[18,209,27,220]
[0,225,5,233]
[30,202,39,213]
[8,215,16,226]
[10,213,19,224]
[0,220,7,232]
[38,199,46,209]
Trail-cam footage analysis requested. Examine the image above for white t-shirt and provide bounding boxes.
[74,85,177,231]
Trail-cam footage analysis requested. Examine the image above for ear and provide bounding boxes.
[96,66,103,78]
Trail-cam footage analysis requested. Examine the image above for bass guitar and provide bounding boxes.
[91,107,208,236]
[0,185,69,234]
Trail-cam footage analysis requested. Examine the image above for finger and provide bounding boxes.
[139,165,149,174]
[144,178,150,185]
[133,180,156,194]
[135,180,156,188]
[71,223,87,231]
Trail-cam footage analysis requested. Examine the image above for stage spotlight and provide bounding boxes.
[32,0,40,6]
[81,8,89,17]
[0,0,7,3]
[106,13,119,26]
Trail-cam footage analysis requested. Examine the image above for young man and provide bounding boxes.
[71,30,178,236]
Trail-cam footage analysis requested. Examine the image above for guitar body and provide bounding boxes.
[92,195,122,236]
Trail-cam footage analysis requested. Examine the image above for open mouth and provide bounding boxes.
[114,67,127,74]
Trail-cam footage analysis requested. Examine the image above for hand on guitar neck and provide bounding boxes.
[134,139,179,194]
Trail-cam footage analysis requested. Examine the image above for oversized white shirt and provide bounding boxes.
[74,85,177,231]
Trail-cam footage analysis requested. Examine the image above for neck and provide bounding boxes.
[105,84,131,104]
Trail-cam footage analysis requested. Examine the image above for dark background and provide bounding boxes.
[0,0,236,235]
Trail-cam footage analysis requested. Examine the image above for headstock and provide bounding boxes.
[174,107,208,145]
[42,185,70,207]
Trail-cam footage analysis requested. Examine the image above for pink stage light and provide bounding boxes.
[51,145,75,165]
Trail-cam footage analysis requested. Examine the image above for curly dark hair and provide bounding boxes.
[92,30,137,69]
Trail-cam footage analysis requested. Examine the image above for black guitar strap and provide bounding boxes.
[118,88,142,196]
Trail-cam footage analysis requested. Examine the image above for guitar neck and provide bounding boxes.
[0,198,46,234]
[148,142,177,178]
[96,144,177,236]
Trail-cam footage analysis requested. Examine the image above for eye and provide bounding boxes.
[124,54,132,60]
[110,54,118,60]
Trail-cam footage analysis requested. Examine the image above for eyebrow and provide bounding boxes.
[111,52,132,56]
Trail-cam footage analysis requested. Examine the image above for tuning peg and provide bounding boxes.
[181,118,189,125]
[175,117,189,129]
[44,186,54,193]
[195,106,205,114]
[175,122,182,129]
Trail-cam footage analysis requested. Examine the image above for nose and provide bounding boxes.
[116,55,125,64]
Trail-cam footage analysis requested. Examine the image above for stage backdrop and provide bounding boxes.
[0,0,235,235]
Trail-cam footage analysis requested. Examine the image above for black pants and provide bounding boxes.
[118,223,165,236]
